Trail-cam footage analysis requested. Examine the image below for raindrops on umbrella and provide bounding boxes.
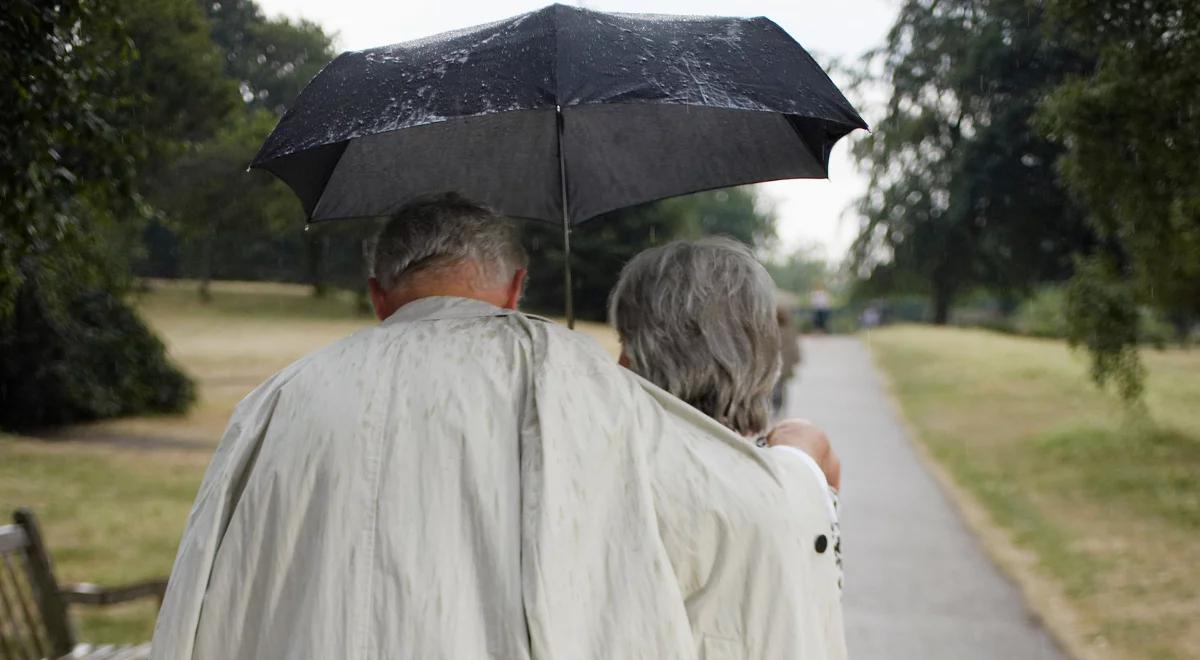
[252,3,867,325]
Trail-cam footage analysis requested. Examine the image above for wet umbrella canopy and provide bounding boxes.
[252,3,866,322]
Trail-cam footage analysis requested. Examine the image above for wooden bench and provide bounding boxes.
[0,509,167,660]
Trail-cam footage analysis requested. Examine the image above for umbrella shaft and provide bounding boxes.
[557,108,575,329]
[562,215,574,329]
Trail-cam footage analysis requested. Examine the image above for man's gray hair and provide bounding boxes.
[367,192,528,291]
[610,237,781,436]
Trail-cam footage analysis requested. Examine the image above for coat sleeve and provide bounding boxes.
[767,449,848,660]
[636,373,847,660]
[149,363,304,660]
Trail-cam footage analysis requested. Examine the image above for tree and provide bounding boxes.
[521,187,776,321]
[1040,0,1200,399]
[101,0,240,276]
[766,244,831,298]
[204,0,335,115]
[1063,257,1146,402]
[521,201,688,321]
[141,0,337,298]
[116,0,237,153]
[1,1,204,427]
[2,1,138,313]
[676,188,776,247]
[851,0,1093,323]
[150,109,301,300]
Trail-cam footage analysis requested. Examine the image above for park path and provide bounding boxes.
[784,335,1066,660]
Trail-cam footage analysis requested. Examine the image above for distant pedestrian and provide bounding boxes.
[773,305,802,415]
[860,303,882,329]
[811,286,832,333]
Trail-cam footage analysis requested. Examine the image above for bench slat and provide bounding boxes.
[68,642,152,660]
[0,524,28,555]
[14,508,75,655]
[2,552,52,658]
[7,510,158,658]
[60,580,168,606]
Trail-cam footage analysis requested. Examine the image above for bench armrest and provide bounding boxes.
[60,579,168,606]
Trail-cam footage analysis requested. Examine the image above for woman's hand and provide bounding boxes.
[767,418,842,491]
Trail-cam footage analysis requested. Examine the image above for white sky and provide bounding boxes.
[256,0,897,261]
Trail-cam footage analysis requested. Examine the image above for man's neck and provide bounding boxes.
[370,261,521,321]
[388,285,507,313]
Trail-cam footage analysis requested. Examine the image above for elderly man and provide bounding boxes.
[150,193,843,660]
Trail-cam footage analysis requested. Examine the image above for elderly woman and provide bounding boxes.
[612,237,800,436]
[610,237,778,437]
[610,235,843,581]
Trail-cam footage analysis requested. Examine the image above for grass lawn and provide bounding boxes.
[0,278,617,645]
[866,325,1200,660]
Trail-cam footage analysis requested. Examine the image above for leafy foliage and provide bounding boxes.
[0,0,211,428]
[522,187,775,321]
[1063,257,1147,404]
[1,1,140,313]
[116,0,237,154]
[148,109,303,298]
[140,1,337,297]
[851,0,1093,323]
[204,0,334,115]
[0,266,194,428]
[1010,285,1070,339]
[1040,0,1200,400]
[765,244,831,299]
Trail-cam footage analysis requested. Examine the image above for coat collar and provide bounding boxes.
[382,296,514,326]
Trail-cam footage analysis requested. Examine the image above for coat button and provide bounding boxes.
[814,534,828,553]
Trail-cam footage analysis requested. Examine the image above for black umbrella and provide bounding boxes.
[252,3,866,325]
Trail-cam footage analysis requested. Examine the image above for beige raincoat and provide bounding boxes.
[150,296,844,660]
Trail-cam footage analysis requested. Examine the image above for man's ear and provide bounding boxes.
[503,268,527,310]
[368,277,390,321]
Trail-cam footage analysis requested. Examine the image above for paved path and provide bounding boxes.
[784,335,1065,660]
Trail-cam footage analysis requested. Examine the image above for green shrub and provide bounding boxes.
[1010,284,1174,350]
[0,267,194,429]
[1012,286,1070,338]
[1065,257,1144,403]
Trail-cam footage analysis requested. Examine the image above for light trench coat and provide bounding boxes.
[150,296,844,660]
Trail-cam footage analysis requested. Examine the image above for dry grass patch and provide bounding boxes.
[867,325,1200,660]
[0,437,204,642]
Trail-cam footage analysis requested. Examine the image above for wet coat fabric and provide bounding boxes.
[149,296,844,660]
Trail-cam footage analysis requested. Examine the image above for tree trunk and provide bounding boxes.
[307,234,327,298]
[355,287,372,316]
[198,221,216,303]
[931,278,954,325]
[932,295,950,325]
[1169,312,1194,348]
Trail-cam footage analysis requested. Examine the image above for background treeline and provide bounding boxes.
[848,0,1199,402]
[4,0,1196,428]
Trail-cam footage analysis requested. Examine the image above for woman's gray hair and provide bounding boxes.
[367,192,528,291]
[610,237,781,436]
